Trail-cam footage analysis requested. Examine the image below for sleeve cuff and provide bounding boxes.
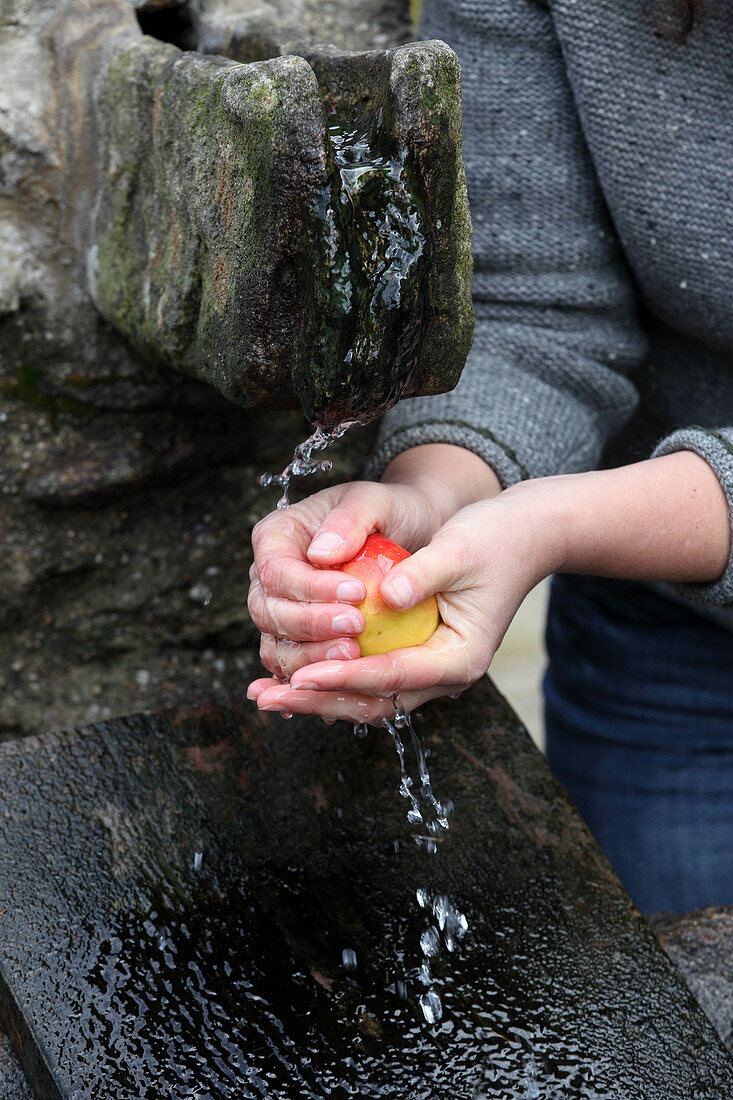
[651,426,733,608]
[363,415,527,489]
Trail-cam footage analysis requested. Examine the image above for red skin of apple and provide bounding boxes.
[328,533,440,657]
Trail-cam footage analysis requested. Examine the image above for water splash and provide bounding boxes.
[382,699,451,849]
[260,420,358,509]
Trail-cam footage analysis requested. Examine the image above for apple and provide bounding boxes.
[332,532,440,657]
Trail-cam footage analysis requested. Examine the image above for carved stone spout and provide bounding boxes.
[1,0,473,425]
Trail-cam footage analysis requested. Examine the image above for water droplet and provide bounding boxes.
[419,988,442,1024]
[419,926,441,957]
[341,948,357,971]
[260,421,358,509]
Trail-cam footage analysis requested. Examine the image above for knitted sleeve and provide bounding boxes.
[365,0,648,487]
[651,428,733,607]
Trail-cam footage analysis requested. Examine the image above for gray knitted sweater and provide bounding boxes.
[368,0,733,619]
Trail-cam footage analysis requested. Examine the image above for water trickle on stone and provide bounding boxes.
[261,115,430,502]
[295,117,429,428]
[341,948,358,972]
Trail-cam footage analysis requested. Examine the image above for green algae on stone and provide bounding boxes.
[92,41,327,410]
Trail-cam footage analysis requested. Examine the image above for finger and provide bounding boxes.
[247,582,365,641]
[247,676,280,702]
[378,524,481,610]
[259,633,286,678]
[260,634,360,680]
[252,514,367,603]
[306,484,399,564]
[253,682,449,724]
[256,554,366,604]
[289,624,480,696]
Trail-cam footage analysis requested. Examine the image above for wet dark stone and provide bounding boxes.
[650,907,733,1054]
[0,680,731,1098]
[90,36,472,426]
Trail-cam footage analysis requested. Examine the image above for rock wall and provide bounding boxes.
[0,0,434,740]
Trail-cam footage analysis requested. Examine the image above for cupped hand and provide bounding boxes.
[247,479,443,681]
[248,486,562,722]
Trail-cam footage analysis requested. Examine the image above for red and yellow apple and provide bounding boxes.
[330,532,440,657]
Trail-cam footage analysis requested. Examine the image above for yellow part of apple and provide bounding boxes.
[356,592,440,657]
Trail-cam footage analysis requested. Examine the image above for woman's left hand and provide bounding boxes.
[247,487,558,722]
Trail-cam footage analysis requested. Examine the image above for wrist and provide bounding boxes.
[382,444,503,526]
[499,476,570,582]
[505,454,731,586]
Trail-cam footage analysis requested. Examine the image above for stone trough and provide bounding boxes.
[1,681,732,1098]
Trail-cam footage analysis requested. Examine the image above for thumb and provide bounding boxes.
[380,532,467,609]
[307,484,395,565]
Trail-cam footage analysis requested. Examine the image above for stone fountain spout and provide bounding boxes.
[3,0,473,427]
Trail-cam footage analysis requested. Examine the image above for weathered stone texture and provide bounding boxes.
[0,381,377,740]
[92,44,329,410]
[651,907,733,1055]
[0,0,469,744]
[192,0,412,58]
[2,0,472,423]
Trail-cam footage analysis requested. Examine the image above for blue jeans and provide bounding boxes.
[544,574,733,914]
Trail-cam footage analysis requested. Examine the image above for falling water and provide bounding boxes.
[260,420,358,509]
[376,697,468,1026]
[256,107,462,1031]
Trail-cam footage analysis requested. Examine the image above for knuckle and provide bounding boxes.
[251,515,273,547]
[257,557,279,593]
[375,658,401,695]
[274,636,300,661]
[246,588,259,619]
[259,636,280,676]
[297,605,319,638]
[336,488,375,529]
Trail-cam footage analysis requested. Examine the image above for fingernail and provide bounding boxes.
[310,532,346,558]
[384,575,415,608]
[259,702,289,712]
[336,580,366,602]
[291,679,318,691]
[327,643,353,661]
[332,612,362,634]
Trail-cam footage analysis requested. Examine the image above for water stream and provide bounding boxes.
[260,420,358,510]
[380,698,468,1026]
